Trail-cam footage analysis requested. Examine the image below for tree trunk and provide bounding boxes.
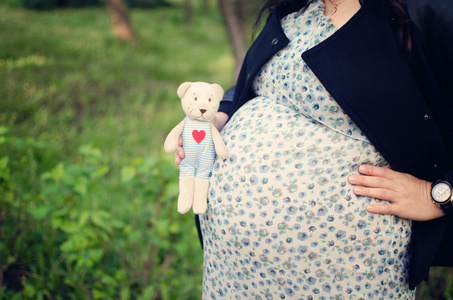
[238,0,248,36]
[218,0,247,80]
[105,0,135,41]
[201,0,209,11]
[184,0,193,24]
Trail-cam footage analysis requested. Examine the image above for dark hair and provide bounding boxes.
[385,0,412,53]
[254,0,411,52]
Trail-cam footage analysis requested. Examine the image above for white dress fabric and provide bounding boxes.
[200,1,415,299]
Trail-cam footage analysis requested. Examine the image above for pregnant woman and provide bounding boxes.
[175,0,453,298]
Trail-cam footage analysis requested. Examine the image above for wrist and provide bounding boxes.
[213,112,229,131]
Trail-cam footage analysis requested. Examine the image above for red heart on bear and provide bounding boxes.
[192,130,205,144]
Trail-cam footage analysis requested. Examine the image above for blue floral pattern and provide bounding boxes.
[200,1,414,299]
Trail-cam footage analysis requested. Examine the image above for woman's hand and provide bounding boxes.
[174,135,184,166]
[212,112,229,132]
[174,112,229,166]
[348,165,444,221]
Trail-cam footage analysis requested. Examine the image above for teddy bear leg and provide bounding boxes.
[193,177,210,214]
[178,177,195,214]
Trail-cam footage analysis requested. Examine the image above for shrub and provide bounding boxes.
[0,128,203,299]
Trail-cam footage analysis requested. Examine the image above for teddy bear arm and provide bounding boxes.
[164,120,185,153]
[210,123,228,159]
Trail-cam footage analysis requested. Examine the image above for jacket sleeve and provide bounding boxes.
[406,0,453,105]
[406,0,453,269]
[218,86,235,116]
[407,0,453,188]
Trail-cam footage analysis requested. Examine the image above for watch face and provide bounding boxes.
[432,182,453,204]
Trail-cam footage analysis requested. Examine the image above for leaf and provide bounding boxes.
[120,288,130,300]
[133,157,144,166]
[91,211,113,232]
[60,234,85,252]
[79,144,103,161]
[121,166,136,183]
[164,181,180,199]
[94,289,108,299]
[0,156,10,180]
[115,270,126,281]
[41,163,65,181]
[174,241,190,256]
[100,274,116,285]
[168,222,180,234]
[6,255,17,265]
[155,219,170,237]
[109,218,125,229]
[79,211,90,227]
[138,285,155,300]
[59,221,80,233]
[0,126,8,135]
[74,176,88,196]
[53,207,70,217]
[27,204,53,221]
[88,248,104,263]
[161,163,178,179]
[23,282,36,298]
[0,156,9,169]
[126,229,141,244]
[93,165,109,178]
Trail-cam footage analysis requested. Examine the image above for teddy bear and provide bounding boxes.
[164,82,228,214]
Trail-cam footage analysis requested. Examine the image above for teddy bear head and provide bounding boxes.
[177,81,224,122]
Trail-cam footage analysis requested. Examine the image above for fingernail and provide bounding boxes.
[349,175,357,183]
[353,186,362,194]
[366,204,376,212]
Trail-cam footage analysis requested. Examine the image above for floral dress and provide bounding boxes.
[199,1,415,299]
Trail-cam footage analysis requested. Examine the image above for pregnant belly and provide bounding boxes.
[200,96,412,299]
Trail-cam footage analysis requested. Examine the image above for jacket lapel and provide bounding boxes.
[302,0,448,179]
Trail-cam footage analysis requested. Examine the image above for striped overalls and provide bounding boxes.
[180,118,215,179]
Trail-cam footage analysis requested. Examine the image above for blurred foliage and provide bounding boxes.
[0,0,452,298]
[0,128,203,299]
[0,0,232,298]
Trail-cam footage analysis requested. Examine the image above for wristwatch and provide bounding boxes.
[431,180,453,214]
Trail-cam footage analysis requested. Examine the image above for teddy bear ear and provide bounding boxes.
[177,82,192,99]
[211,83,224,100]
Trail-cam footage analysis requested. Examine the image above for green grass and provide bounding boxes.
[0,0,236,218]
[0,1,233,298]
[0,1,234,163]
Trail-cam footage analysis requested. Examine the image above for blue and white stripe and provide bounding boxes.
[180,117,215,179]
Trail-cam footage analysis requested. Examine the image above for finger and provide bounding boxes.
[175,153,182,165]
[349,173,393,190]
[175,147,184,164]
[175,136,185,166]
[353,186,396,202]
[358,164,398,180]
[176,145,185,158]
[366,203,402,216]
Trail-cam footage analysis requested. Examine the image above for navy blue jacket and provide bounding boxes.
[214,0,453,288]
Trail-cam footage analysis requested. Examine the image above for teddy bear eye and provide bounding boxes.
[209,98,211,102]
[194,97,197,101]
